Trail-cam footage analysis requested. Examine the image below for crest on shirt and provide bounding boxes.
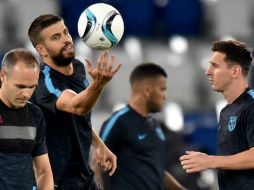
[228,116,237,131]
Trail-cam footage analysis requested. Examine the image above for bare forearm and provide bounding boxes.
[92,129,103,147]
[36,171,54,190]
[33,154,54,190]
[213,148,254,170]
[69,82,105,115]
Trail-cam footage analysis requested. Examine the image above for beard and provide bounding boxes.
[147,99,162,113]
[50,46,75,67]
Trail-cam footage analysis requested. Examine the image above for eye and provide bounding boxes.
[211,63,218,68]
[16,85,26,89]
[51,34,60,40]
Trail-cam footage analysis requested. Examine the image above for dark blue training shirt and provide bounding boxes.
[0,100,47,190]
[217,88,254,190]
[100,105,166,190]
[31,59,94,187]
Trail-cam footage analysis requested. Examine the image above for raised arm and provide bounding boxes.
[33,154,54,190]
[56,51,121,116]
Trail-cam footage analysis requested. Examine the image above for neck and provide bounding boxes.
[223,81,248,104]
[129,95,149,117]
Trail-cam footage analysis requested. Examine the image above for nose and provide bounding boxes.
[22,88,33,99]
[63,34,72,43]
[205,66,211,76]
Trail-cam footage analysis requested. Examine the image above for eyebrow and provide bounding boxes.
[15,84,38,88]
[209,61,219,65]
[50,27,68,37]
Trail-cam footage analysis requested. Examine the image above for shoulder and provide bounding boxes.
[39,62,49,74]
[244,89,254,106]
[246,89,254,100]
[108,106,131,123]
[101,106,130,131]
[238,89,254,115]
[100,106,131,140]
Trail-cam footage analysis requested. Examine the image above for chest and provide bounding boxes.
[217,105,250,153]
[47,65,89,94]
[125,121,166,154]
[0,108,37,154]
[218,105,243,137]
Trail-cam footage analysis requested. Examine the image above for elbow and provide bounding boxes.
[72,105,91,116]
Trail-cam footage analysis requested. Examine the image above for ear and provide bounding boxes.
[232,65,241,78]
[36,44,47,57]
[0,69,7,82]
[143,83,152,98]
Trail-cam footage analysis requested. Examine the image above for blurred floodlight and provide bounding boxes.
[154,0,168,7]
[124,37,143,63]
[200,170,216,185]
[165,102,184,131]
[24,41,37,54]
[197,170,217,189]
[215,99,227,121]
[112,102,126,112]
[24,41,40,58]
[169,35,188,54]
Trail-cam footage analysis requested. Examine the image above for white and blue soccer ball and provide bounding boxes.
[77,3,124,50]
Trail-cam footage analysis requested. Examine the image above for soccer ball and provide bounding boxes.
[77,3,124,50]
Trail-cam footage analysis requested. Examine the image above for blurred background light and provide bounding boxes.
[123,36,143,64]
[169,36,189,54]
[164,102,184,132]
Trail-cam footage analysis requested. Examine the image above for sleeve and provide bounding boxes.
[245,104,254,148]
[33,73,63,113]
[99,116,124,154]
[31,105,48,157]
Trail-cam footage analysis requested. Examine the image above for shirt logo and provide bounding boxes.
[138,134,147,140]
[155,127,165,141]
[228,116,237,132]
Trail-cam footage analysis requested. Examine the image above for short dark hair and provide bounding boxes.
[212,40,253,76]
[130,63,167,85]
[1,48,39,72]
[28,14,63,47]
